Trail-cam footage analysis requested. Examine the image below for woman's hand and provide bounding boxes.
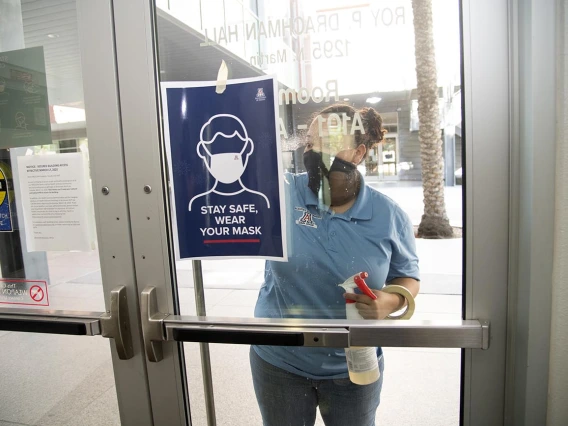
[343,290,404,320]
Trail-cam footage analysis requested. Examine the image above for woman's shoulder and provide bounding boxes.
[366,186,412,227]
[366,185,400,209]
[283,172,308,190]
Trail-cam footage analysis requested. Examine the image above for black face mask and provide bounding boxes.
[303,150,329,196]
[328,157,360,207]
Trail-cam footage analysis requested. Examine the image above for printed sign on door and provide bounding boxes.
[161,76,286,260]
[0,279,49,307]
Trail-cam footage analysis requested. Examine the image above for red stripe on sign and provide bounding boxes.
[203,239,261,244]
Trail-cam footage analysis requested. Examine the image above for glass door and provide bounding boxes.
[112,0,510,425]
[0,1,153,425]
[154,1,466,424]
[377,135,399,181]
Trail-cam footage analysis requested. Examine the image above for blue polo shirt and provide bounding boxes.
[253,173,420,379]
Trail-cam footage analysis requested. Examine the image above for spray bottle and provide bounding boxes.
[338,272,381,385]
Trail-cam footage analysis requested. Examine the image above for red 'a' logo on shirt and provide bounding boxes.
[295,207,319,228]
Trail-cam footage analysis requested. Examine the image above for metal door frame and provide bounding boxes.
[461,0,510,424]
[0,1,154,425]
[110,0,512,425]
[505,0,557,424]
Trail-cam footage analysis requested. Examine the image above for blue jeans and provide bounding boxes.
[250,347,384,426]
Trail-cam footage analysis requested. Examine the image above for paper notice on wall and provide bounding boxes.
[17,153,94,252]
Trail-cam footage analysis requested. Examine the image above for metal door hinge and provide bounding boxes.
[141,286,167,362]
[100,286,134,360]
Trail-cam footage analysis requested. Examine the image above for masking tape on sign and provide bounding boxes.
[216,60,228,94]
[382,285,416,320]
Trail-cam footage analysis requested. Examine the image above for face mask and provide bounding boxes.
[207,152,245,184]
[328,157,360,207]
[199,134,250,184]
[303,150,329,195]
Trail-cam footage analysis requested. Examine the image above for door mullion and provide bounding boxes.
[78,0,154,424]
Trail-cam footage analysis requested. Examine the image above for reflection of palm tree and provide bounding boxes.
[412,0,453,238]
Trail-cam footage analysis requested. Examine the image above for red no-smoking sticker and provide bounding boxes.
[0,279,49,307]
[29,285,45,302]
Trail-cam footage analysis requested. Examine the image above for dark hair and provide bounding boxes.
[308,103,387,158]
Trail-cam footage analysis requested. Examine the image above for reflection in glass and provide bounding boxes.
[157,1,463,425]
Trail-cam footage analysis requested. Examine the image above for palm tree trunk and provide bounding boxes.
[412,0,453,238]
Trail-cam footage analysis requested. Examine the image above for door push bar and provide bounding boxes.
[141,286,490,363]
[141,286,349,363]
[0,286,134,360]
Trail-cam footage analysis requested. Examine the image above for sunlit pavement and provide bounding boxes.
[0,183,464,426]
[369,181,463,228]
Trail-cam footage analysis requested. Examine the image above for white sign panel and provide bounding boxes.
[17,153,94,252]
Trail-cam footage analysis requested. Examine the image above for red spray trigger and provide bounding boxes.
[354,272,377,300]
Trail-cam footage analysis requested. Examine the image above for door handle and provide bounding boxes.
[0,287,136,359]
[141,286,167,362]
[100,286,134,360]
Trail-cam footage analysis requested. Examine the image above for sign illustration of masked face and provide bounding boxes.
[189,114,270,211]
[202,144,247,184]
[15,112,27,130]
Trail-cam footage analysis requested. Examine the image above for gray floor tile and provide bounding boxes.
[46,283,104,299]
[46,265,101,286]
[33,363,118,426]
[177,288,235,315]
[415,238,463,275]
[45,295,106,312]
[175,269,265,290]
[59,386,120,426]
[67,270,103,285]
[206,305,255,317]
[415,294,462,314]
[420,273,462,295]
[184,343,263,426]
[214,289,260,307]
[47,251,101,269]
[377,350,460,425]
[411,312,462,321]
[0,332,114,425]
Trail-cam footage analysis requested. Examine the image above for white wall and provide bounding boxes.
[547,1,568,423]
